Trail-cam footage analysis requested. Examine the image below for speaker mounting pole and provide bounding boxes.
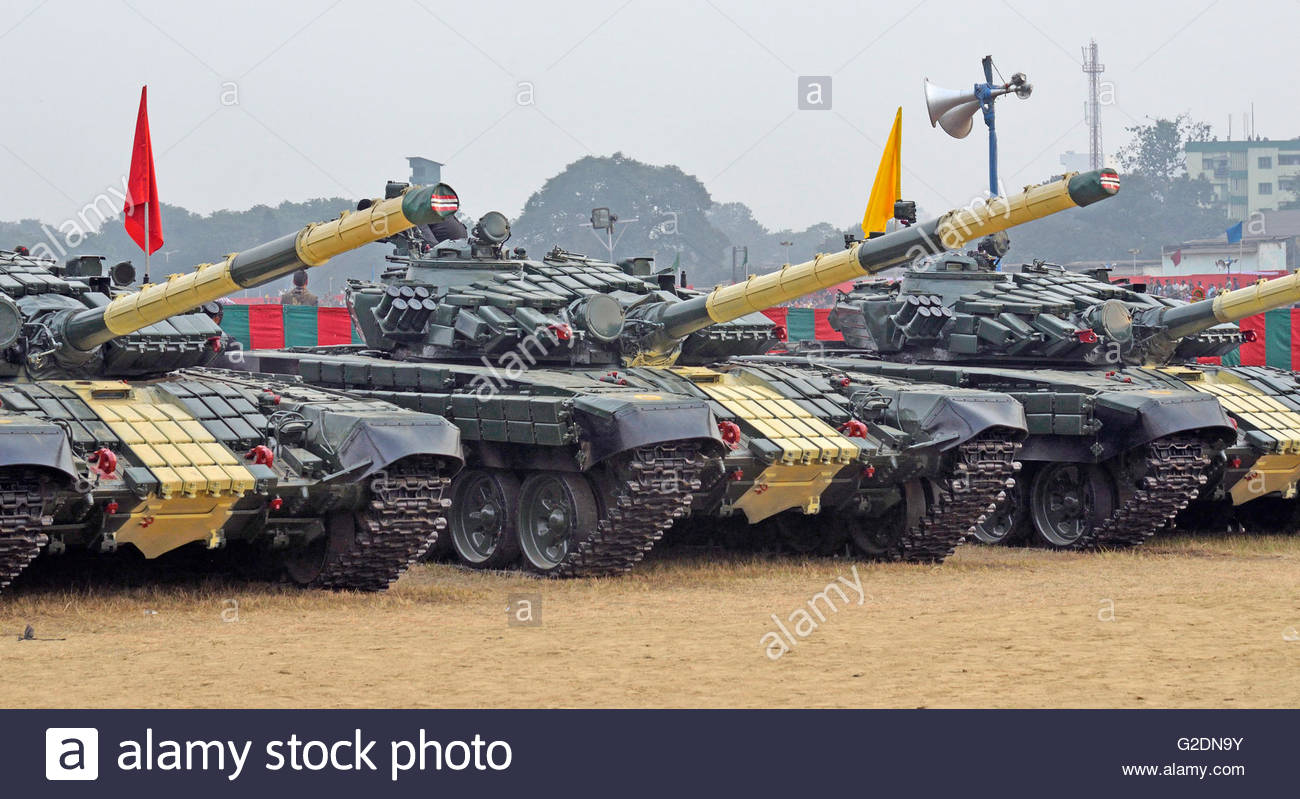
[924,55,1032,198]
[977,56,1000,196]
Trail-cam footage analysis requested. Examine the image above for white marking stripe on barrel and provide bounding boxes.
[430,194,459,212]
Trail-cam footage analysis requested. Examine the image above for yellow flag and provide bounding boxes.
[862,107,902,238]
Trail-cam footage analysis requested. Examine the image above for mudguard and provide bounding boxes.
[570,395,721,466]
[0,413,79,482]
[890,391,1028,451]
[1093,389,1234,457]
[313,410,463,481]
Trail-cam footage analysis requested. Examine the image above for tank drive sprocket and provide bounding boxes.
[0,474,52,591]
[857,433,1021,562]
[1076,434,1208,549]
[289,457,451,591]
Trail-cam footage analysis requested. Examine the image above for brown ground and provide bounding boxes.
[2,534,1298,708]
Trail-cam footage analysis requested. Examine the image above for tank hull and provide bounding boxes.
[229,349,720,576]
[743,354,1235,549]
[232,348,1028,568]
[0,368,461,593]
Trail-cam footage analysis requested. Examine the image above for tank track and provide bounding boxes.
[1077,434,1208,549]
[553,443,705,578]
[891,434,1022,563]
[0,476,50,592]
[309,458,451,591]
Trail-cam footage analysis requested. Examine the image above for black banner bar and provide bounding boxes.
[5,709,1291,796]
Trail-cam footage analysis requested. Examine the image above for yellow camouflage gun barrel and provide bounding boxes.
[682,169,1120,333]
[62,183,459,351]
[1159,271,1300,342]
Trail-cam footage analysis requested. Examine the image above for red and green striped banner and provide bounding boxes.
[760,308,844,342]
[219,305,361,349]
[219,303,1291,369]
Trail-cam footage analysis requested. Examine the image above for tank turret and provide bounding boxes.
[346,170,1119,368]
[831,249,1300,369]
[9,183,458,379]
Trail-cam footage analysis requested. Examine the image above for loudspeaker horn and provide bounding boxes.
[923,78,981,139]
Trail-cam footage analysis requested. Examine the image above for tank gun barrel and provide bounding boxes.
[1158,271,1300,341]
[60,184,458,351]
[644,169,1118,354]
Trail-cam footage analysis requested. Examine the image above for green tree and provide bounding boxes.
[1008,115,1223,265]
[510,153,735,283]
[1117,113,1212,187]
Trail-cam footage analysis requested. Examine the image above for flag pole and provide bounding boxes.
[144,204,150,284]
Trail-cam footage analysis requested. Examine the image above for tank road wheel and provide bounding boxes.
[283,512,355,587]
[851,479,930,560]
[517,472,599,575]
[972,473,1029,545]
[769,511,840,555]
[1028,462,1118,549]
[448,469,521,569]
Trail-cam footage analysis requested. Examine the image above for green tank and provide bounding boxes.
[230,171,1118,572]
[0,182,465,593]
[800,235,1272,549]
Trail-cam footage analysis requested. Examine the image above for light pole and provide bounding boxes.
[1127,247,1140,272]
[590,207,637,262]
[731,246,748,284]
[780,240,793,264]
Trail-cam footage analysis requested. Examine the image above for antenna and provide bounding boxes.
[1081,39,1105,170]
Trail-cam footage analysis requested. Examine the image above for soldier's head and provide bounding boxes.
[201,301,224,325]
[293,269,309,288]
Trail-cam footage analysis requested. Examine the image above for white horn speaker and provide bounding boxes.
[923,78,982,139]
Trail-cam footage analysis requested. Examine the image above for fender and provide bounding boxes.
[890,390,1028,452]
[571,395,723,466]
[0,413,79,483]
[314,411,464,481]
[1093,389,1234,454]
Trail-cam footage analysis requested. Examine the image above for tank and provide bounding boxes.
[0,182,465,593]
[231,170,1119,572]
[809,241,1281,549]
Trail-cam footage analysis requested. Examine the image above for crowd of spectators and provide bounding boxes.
[1146,278,1243,301]
[783,288,842,308]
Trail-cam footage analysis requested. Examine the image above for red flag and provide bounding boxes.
[123,86,163,255]
[1171,248,1182,266]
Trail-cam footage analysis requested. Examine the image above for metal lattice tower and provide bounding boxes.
[1081,39,1105,170]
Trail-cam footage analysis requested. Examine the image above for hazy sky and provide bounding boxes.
[1,0,1290,234]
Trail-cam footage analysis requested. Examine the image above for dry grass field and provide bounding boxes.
[2,534,1298,709]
